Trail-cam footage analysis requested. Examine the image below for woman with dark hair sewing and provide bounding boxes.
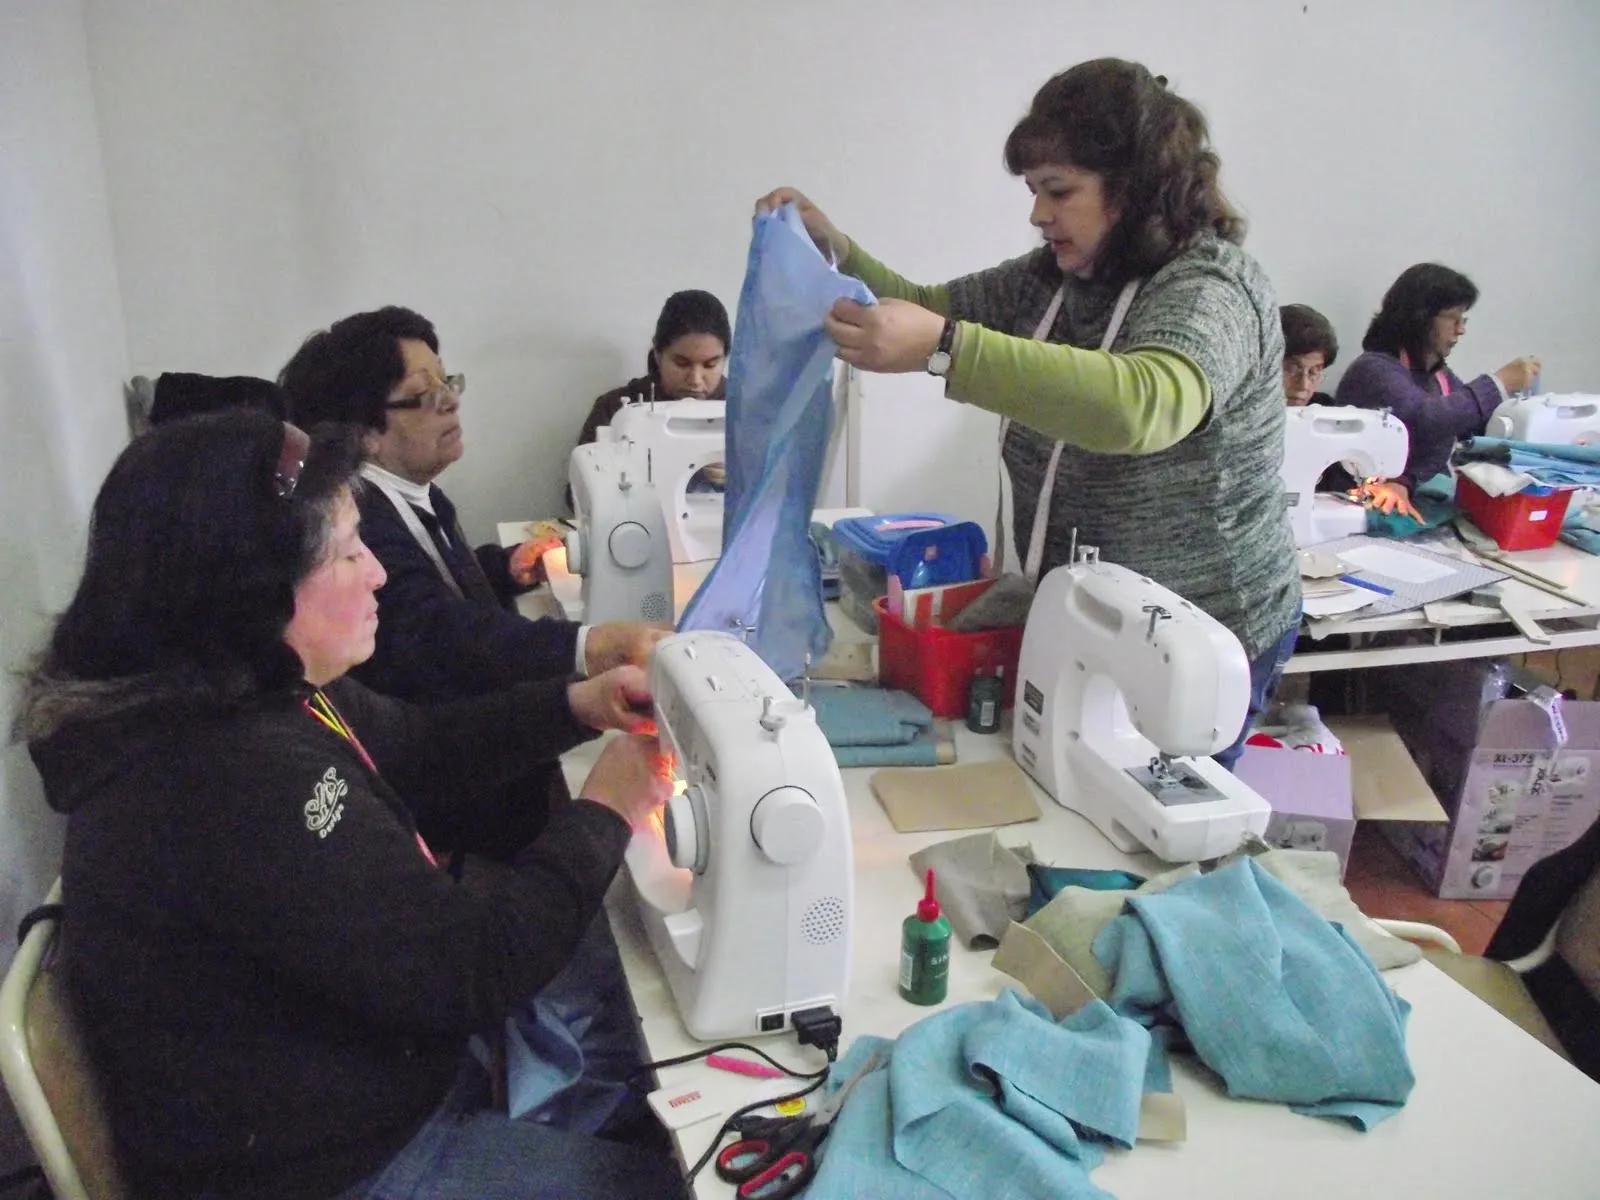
[1336,262,1542,517]
[756,58,1300,766]
[17,410,685,1199]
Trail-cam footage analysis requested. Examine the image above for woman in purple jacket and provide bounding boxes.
[1336,263,1540,514]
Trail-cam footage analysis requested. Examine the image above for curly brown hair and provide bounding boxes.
[1004,59,1245,286]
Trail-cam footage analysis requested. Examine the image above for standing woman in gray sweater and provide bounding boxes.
[758,57,1300,765]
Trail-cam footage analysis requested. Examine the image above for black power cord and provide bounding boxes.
[628,1006,843,1185]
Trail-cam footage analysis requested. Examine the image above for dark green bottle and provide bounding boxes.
[965,664,1004,734]
[899,868,951,1005]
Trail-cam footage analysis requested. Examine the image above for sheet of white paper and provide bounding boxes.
[1302,588,1377,618]
[1339,543,1457,585]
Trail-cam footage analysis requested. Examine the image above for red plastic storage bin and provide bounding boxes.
[1456,476,1574,551]
[873,597,1023,719]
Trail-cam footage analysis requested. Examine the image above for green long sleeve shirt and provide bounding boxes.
[840,242,1213,454]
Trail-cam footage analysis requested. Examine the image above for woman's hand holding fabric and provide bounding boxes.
[824,297,945,373]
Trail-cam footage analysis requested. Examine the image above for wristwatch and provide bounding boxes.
[926,319,956,377]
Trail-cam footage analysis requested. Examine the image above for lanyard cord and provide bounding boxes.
[303,690,438,868]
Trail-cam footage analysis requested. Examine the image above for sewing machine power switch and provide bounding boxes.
[750,786,825,865]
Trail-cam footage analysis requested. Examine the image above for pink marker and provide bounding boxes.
[706,1053,786,1081]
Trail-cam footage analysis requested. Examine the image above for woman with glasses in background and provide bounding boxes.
[1280,303,1339,408]
[280,309,671,1139]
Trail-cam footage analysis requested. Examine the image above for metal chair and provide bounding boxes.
[0,881,130,1200]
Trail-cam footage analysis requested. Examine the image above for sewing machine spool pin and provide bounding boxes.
[1142,604,1171,640]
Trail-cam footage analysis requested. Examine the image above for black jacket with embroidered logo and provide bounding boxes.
[29,674,627,1200]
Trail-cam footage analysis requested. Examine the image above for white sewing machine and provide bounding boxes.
[1281,405,1409,547]
[605,398,726,564]
[563,440,674,624]
[627,632,853,1040]
[1487,393,1600,446]
[1012,551,1271,862]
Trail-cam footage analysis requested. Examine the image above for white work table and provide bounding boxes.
[499,514,1600,1193]
[1290,536,1600,674]
[497,517,1600,678]
[555,728,1600,1200]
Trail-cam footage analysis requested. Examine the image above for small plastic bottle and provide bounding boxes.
[966,663,1004,734]
[899,869,951,1005]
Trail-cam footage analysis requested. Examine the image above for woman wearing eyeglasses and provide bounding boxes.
[1335,263,1541,517]
[18,411,685,1199]
[1280,304,1339,408]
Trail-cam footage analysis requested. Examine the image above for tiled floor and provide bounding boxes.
[1343,824,1508,955]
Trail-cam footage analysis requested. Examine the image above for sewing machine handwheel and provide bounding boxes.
[750,787,824,866]
[608,521,652,569]
[665,786,709,874]
[563,528,586,575]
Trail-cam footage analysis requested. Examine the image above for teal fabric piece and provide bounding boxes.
[1363,473,1458,539]
[804,991,1148,1200]
[1093,858,1414,1130]
[830,732,939,768]
[1560,505,1600,556]
[807,685,932,747]
[1025,864,1149,917]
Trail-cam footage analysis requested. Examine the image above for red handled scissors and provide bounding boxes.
[714,1053,880,1199]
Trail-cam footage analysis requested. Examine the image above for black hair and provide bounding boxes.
[652,290,730,353]
[1280,304,1340,368]
[279,306,439,432]
[1003,58,1245,287]
[1361,264,1479,363]
[647,290,731,381]
[20,410,364,734]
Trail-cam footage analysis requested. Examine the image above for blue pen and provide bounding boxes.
[1340,575,1394,597]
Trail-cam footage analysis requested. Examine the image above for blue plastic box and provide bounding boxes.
[831,513,987,633]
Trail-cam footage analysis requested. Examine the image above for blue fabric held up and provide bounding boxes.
[678,204,875,680]
[1093,858,1414,1130]
[804,990,1148,1200]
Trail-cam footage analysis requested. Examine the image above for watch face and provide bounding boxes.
[927,350,952,377]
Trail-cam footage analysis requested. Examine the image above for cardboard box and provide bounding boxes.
[1234,714,1447,877]
[1385,699,1600,899]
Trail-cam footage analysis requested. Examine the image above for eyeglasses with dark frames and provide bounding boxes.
[384,373,465,414]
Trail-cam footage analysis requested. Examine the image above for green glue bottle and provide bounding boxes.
[899,868,951,1006]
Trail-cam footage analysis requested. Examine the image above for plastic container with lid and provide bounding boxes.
[832,513,988,633]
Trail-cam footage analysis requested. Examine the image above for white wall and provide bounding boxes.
[2,1,1594,940]
[79,0,1600,540]
[0,0,131,958]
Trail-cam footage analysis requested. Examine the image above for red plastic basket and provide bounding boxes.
[1456,476,1573,551]
[873,597,1023,719]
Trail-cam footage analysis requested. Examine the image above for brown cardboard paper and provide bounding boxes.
[991,922,1187,1142]
[870,759,1041,833]
[1325,714,1449,823]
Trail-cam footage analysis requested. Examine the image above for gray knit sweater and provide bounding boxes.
[943,234,1300,659]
